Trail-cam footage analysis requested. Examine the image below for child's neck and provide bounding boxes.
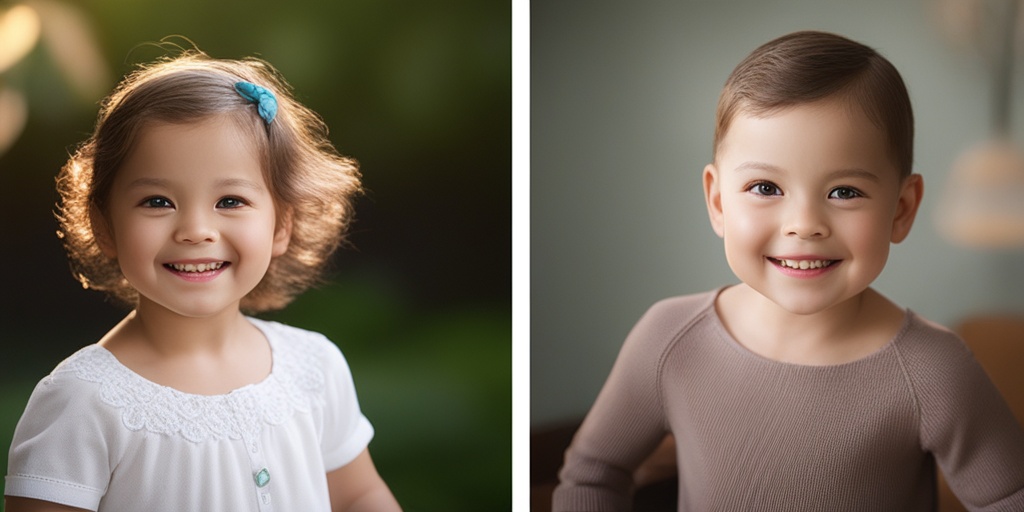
[128,300,249,357]
[99,301,273,395]
[715,284,905,366]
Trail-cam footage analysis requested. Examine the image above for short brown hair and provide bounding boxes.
[56,50,361,312]
[714,31,914,177]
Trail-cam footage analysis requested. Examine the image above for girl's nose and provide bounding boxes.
[782,200,830,239]
[175,210,219,244]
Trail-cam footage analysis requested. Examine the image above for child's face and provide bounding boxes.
[95,116,291,318]
[703,99,922,315]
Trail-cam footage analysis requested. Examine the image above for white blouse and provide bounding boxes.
[5,318,374,511]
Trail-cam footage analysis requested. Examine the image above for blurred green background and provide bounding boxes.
[0,1,510,511]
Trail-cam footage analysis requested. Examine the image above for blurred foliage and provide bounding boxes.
[266,279,511,510]
[0,0,510,510]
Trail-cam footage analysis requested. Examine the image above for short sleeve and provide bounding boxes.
[5,371,124,511]
[318,339,374,471]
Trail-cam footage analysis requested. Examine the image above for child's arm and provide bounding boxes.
[326,448,401,512]
[553,298,688,511]
[906,327,1024,508]
[3,497,90,512]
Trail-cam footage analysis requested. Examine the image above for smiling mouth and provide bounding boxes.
[768,258,838,270]
[165,262,228,273]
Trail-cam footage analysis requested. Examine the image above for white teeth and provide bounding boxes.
[169,262,224,273]
[777,259,832,270]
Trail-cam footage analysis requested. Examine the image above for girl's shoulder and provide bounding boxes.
[247,317,351,373]
[13,346,129,456]
[42,344,130,411]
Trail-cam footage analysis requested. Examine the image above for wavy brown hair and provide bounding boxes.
[714,31,914,178]
[56,50,361,312]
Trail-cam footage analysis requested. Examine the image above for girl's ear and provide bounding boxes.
[90,205,118,258]
[891,173,924,244]
[703,163,725,238]
[272,209,293,257]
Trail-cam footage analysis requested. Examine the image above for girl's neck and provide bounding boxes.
[99,301,273,395]
[128,299,251,357]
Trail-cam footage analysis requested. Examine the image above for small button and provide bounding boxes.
[254,468,270,488]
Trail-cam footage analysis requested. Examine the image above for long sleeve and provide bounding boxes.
[896,319,1024,511]
[553,296,706,512]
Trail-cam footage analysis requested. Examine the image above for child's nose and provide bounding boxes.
[174,210,219,244]
[782,200,830,239]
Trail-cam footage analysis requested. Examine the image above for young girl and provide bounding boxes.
[4,50,402,511]
[554,31,1024,510]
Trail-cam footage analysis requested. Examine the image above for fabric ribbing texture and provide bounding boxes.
[553,289,1024,511]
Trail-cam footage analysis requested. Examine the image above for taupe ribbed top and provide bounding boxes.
[554,290,1024,511]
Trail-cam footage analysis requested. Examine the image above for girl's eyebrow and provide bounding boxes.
[125,177,170,189]
[733,161,881,182]
[125,177,266,191]
[215,178,266,192]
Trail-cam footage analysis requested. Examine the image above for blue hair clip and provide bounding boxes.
[234,81,277,124]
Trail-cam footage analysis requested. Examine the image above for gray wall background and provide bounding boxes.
[531,0,1024,428]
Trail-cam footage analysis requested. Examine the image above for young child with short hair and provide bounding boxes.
[4,50,402,511]
[554,30,1024,511]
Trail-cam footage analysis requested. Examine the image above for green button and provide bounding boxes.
[254,468,270,488]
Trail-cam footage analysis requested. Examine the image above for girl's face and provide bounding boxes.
[703,99,922,316]
[96,116,290,319]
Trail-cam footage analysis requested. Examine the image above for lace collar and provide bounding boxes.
[52,318,326,443]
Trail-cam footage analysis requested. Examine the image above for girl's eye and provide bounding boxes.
[142,197,173,208]
[216,197,246,209]
[749,182,781,196]
[828,187,863,200]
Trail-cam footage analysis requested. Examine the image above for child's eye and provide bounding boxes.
[828,187,863,200]
[216,197,246,209]
[748,181,782,196]
[141,196,173,208]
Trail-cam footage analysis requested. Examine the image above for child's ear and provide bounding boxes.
[272,209,293,257]
[90,205,118,259]
[891,173,924,243]
[703,163,725,238]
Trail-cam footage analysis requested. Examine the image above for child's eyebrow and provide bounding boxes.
[826,168,881,183]
[124,177,266,191]
[215,178,266,192]
[734,161,881,182]
[733,161,783,174]
[125,177,170,189]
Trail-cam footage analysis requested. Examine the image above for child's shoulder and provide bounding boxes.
[46,344,126,392]
[249,317,345,356]
[247,317,353,376]
[633,288,720,334]
[19,345,125,433]
[617,289,721,358]
[895,311,973,367]
[892,311,994,397]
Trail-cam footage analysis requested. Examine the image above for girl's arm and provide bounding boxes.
[327,448,401,512]
[3,497,90,512]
